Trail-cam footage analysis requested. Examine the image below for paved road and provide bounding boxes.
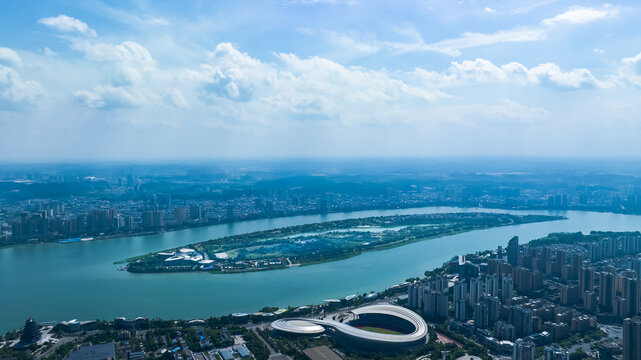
[252,328,292,360]
[599,324,623,341]
[252,329,276,354]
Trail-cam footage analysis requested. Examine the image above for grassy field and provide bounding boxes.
[356,326,404,335]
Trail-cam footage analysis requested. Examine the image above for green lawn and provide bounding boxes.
[356,326,403,335]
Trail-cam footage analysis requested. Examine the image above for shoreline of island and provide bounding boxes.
[123,213,565,274]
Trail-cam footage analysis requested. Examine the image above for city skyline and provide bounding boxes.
[1,0,641,160]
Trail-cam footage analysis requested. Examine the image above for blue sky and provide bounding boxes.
[1,0,640,161]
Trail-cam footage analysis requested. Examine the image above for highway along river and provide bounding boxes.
[2,206,641,333]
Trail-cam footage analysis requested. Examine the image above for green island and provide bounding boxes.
[125,212,564,274]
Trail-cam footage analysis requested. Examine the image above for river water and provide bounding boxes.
[2,206,641,333]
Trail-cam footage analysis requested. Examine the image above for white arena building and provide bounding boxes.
[271,304,428,353]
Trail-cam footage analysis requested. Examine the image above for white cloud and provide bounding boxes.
[0,48,23,68]
[38,15,97,36]
[530,63,604,88]
[199,43,278,102]
[64,40,616,126]
[296,27,314,36]
[164,88,189,108]
[0,48,44,110]
[72,41,155,68]
[0,65,44,110]
[324,26,545,58]
[80,1,172,29]
[69,40,191,110]
[327,32,379,57]
[444,99,549,124]
[275,52,445,102]
[510,0,559,15]
[542,5,618,26]
[413,58,608,89]
[622,52,641,65]
[71,40,157,88]
[74,86,143,109]
[321,22,549,58]
[594,48,604,54]
[42,47,57,56]
[619,51,641,87]
[315,4,617,58]
[195,43,448,125]
[146,17,169,26]
[429,4,618,55]
[427,28,546,56]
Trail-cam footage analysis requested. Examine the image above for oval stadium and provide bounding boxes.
[271,304,428,353]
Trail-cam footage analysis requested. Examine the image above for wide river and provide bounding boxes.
[2,206,641,333]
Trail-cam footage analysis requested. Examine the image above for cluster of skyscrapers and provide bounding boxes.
[407,233,641,360]
[6,203,207,243]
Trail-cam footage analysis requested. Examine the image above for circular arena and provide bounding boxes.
[271,304,428,353]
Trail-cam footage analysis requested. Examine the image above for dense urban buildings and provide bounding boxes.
[405,231,641,360]
[623,317,641,360]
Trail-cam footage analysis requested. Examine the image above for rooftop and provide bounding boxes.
[66,342,115,360]
[303,346,342,360]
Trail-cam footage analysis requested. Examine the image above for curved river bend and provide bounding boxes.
[2,207,641,333]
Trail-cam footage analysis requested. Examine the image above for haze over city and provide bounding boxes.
[1,0,641,160]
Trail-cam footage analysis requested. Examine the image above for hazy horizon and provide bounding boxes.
[4,155,641,163]
[4,157,641,177]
